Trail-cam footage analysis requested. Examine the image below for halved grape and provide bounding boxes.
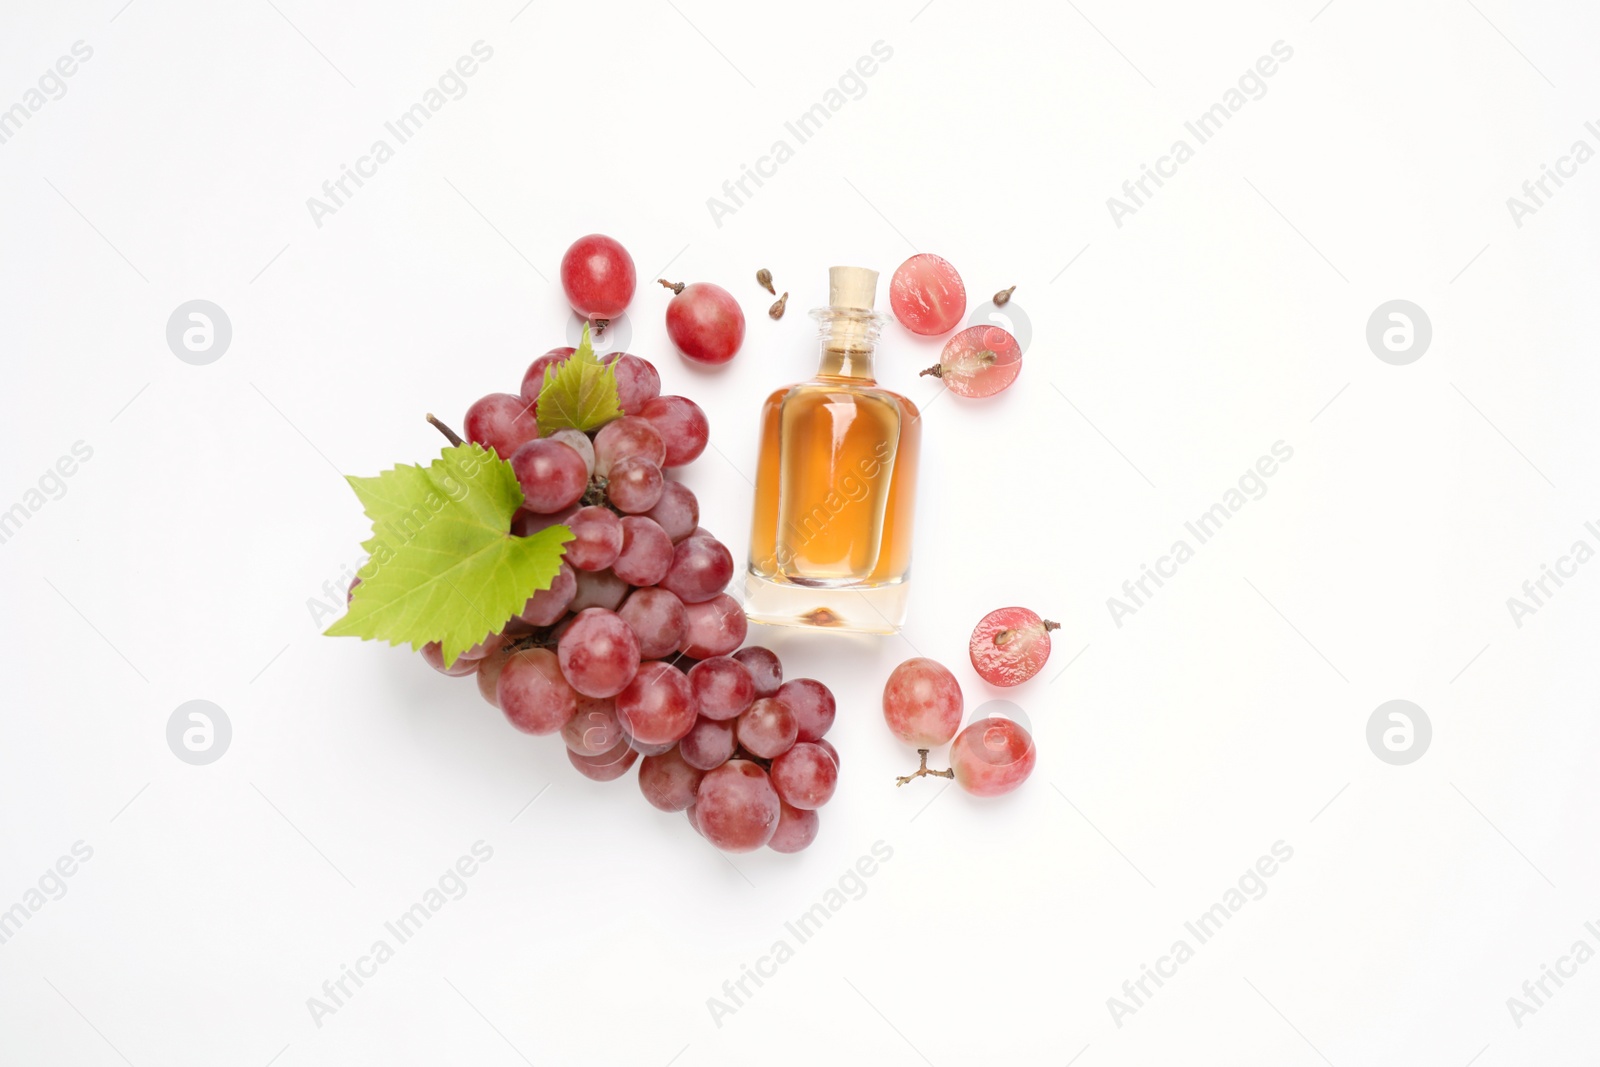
[926,325,1022,398]
[890,253,966,336]
[969,606,1059,686]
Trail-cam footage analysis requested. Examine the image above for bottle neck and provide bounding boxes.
[812,307,884,382]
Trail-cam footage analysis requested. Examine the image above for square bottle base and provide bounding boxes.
[742,570,908,635]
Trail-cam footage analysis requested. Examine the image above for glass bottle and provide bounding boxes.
[746,267,921,633]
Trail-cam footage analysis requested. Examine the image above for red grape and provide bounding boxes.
[736,696,797,759]
[520,347,576,401]
[890,252,966,335]
[512,504,577,538]
[681,593,747,659]
[510,439,588,514]
[638,747,705,812]
[561,234,636,320]
[769,742,838,810]
[638,395,709,467]
[776,678,834,742]
[518,564,576,626]
[663,281,744,366]
[695,760,780,851]
[605,455,664,513]
[464,392,539,459]
[815,737,839,770]
[421,641,478,676]
[475,647,513,709]
[950,717,1037,797]
[615,660,696,745]
[546,428,595,477]
[594,416,666,476]
[688,656,756,721]
[567,739,638,782]
[733,647,782,697]
[565,506,623,572]
[679,716,736,770]
[604,353,661,413]
[617,586,687,659]
[928,325,1022,398]
[970,606,1058,686]
[611,517,673,587]
[557,608,641,698]
[660,534,733,604]
[767,801,819,853]
[646,480,699,542]
[561,695,622,755]
[882,657,964,747]
[498,648,578,735]
[570,568,629,612]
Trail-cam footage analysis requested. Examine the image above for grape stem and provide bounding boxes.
[995,620,1060,647]
[895,749,953,786]
[918,364,944,379]
[657,278,686,295]
[426,414,465,447]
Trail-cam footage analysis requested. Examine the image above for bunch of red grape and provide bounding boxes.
[410,237,836,854]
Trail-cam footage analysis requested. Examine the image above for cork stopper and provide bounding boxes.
[828,266,878,311]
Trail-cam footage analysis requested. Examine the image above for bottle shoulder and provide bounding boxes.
[765,379,919,417]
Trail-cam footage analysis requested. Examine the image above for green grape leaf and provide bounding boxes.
[535,323,623,435]
[325,443,571,666]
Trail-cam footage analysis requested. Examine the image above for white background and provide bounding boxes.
[3,0,1599,1063]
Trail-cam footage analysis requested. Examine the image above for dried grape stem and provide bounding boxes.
[896,748,954,786]
[658,278,686,295]
[426,413,464,446]
[919,364,944,379]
